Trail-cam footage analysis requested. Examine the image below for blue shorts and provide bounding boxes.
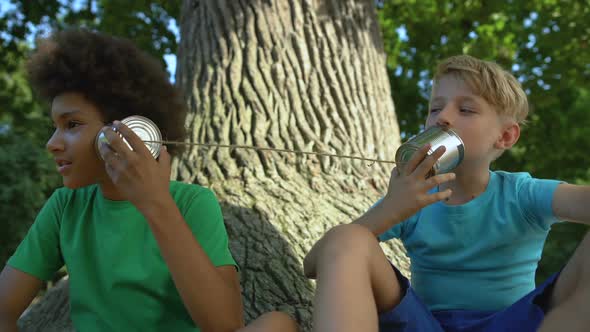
[378,265,560,332]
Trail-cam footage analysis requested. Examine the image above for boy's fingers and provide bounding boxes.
[423,172,456,191]
[101,127,133,160]
[435,189,453,202]
[158,146,172,176]
[402,144,431,176]
[413,145,446,178]
[98,140,124,171]
[427,189,452,204]
[112,121,151,157]
[389,166,400,180]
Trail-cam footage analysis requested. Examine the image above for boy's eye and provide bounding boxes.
[460,108,475,114]
[430,108,441,113]
[67,121,82,129]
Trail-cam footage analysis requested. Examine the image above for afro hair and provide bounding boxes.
[26,28,187,156]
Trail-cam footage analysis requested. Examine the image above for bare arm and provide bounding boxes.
[0,266,43,332]
[553,183,590,225]
[352,198,405,237]
[355,145,454,235]
[143,197,244,332]
[98,123,244,331]
[304,144,455,279]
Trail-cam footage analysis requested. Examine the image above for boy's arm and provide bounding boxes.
[552,183,590,225]
[305,145,455,278]
[353,199,402,236]
[142,197,244,331]
[98,124,244,331]
[355,144,455,237]
[0,266,43,332]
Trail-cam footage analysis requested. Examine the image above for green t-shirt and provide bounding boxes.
[8,181,236,331]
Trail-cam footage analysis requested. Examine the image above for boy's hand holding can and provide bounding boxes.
[381,143,456,226]
[97,120,172,213]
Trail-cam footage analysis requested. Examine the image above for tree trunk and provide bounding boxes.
[19,1,409,330]
[173,0,407,330]
[18,278,73,332]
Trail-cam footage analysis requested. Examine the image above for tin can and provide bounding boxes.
[95,115,162,160]
[395,126,464,177]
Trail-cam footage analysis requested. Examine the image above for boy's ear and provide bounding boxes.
[495,121,520,150]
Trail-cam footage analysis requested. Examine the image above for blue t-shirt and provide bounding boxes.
[378,171,561,311]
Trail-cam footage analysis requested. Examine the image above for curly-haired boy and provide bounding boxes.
[0,29,297,332]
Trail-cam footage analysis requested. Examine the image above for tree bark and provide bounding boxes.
[18,278,73,332]
[18,1,409,330]
[173,0,407,330]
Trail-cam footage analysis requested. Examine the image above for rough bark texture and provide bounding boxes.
[18,1,409,330]
[173,0,408,330]
[18,277,73,331]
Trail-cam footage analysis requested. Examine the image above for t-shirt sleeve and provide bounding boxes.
[516,174,562,231]
[379,223,403,242]
[7,190,65,281]
[183,188,237,269]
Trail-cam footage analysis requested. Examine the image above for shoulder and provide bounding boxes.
[169,181,214,199]
[491,170,559,193]
[490,170,538,193]
[169,181,220,212]
[492,170,561,224]
[48,184,100,207]
[26,185,100,233]
[491,170,533,185]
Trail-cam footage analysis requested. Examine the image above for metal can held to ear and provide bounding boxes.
[95,115,162,160]
[395,126,464,178]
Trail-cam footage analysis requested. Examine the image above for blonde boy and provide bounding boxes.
[304,55,590,332]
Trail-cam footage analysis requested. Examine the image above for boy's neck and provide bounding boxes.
[99,180,127,201]
[439,167,490,205]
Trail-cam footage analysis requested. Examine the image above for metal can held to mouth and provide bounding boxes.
[395,126,464,178]
[95,115,162,160]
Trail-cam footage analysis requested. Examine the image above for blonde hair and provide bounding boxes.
[433,55,529,124]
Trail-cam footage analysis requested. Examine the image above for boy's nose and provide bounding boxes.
[437,117,451,127]
[436,108,453,127]
[46,130,65,153]
[436,110,451,127]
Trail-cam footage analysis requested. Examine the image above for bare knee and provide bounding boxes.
[238,311,299,332]
[321,223,380,255]
[304,224,404,312]
[303,223,381,279]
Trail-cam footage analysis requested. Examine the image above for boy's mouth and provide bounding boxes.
[55,159,72,174]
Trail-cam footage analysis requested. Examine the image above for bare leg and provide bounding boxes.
[538,231,590,331]
[305,224,403,332]
[237,311,299,332]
